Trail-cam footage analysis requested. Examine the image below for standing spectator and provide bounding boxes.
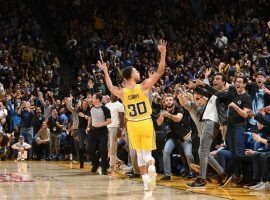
[105,94,125,172]
[76,99,90,168]
[38,91,55,120]
[87,93,111,175]
[17,101,34,159]
[187,74,230,188]
[31,106,45,159]
[66,97,80,161]
[157,94,195,180]
[32,107,45,137]
[227,76,252,156]
[223,58,241,81]
[21,46,33,65]
[215,32,228,52]
[47,107,64,160]
[247,71,270,132]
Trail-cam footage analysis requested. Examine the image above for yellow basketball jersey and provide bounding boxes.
[123,84,152,120]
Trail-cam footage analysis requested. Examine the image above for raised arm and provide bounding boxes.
[141,40,166,92]
[97,61,123,99]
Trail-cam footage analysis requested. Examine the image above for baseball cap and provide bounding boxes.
[256,71,266,77]
[19,135,24,140]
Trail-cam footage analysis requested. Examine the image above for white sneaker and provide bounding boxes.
[249,182,264,190]
[265,182,270,190]
[17,153,22,161]
[148,165,157,191]
[122,166,133,173]
[255,182,270,191]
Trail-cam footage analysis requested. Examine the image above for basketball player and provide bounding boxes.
[97,40,166,191]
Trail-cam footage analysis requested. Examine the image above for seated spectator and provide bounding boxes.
[11,136,32,161]
[35,121,50,160]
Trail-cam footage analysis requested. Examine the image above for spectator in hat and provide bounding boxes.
[11,135,32,161]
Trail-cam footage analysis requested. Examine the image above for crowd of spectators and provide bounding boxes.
[0,0,270,191]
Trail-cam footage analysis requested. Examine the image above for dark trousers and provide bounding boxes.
[252,152,270,181]
[226,123,245,156]
[36,142,50,159]
[226,155,252,181]
[217,149,232,171]
[88,131,108,171]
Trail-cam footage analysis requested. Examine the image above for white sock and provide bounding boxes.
[148,165,156,172]
[142,174,149,181]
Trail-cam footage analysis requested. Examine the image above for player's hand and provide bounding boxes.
[97,61,108,72]
[158,40,167,54]
[268,21,270,29]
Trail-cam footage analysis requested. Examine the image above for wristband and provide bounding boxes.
[258,137,262,143]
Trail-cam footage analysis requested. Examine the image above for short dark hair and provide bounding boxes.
[235,76,248,84]
[94,92,103,102]
[183,77,192,85]
[122,67,134,80]
[110,94,118,103]
[51,107,57,112]
[213,73,227,83]
[164,93,174,99]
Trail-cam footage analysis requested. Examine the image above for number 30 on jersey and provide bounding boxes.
[127,102,147,117]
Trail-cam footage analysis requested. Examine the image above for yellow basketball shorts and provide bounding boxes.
[127,118,156,151]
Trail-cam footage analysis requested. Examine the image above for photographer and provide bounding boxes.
[17,101,34,159]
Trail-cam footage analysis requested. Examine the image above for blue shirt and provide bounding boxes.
[249,89,265,125]
[60,114,68,129]
[20,110,34,128]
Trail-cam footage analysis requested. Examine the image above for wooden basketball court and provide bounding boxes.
[0,161,268,199]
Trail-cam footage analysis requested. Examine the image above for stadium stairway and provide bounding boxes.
[28,0,75,99]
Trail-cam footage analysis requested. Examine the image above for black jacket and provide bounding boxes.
[195,84,234,125]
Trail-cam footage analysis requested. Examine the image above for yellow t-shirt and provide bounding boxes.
[122,84,152,120]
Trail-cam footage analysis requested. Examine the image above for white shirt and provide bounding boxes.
[0,108,7,118]
[215,36,228,49]
[12,142,31,150]
[106,101,125,128]
[202,95,219,123]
